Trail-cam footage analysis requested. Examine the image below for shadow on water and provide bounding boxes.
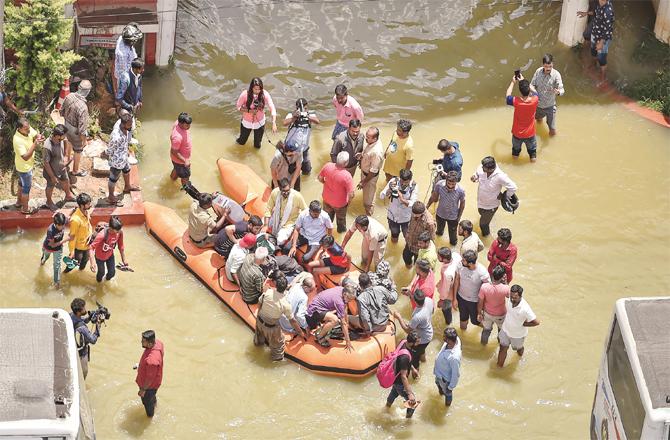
[118,404,153,437]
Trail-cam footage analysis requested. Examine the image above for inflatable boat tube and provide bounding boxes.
[145,202,396,377]
[217,158,271,218]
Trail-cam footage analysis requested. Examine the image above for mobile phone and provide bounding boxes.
[514,69,521,80]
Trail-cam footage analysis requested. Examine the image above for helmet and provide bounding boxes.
[122,23,143,44]
[500,190,519,213]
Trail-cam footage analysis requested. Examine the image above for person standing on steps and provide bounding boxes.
[13,118,44,215]
[470,156,517,237]
[115,58,144,118]
[60,79,92,180]
[331,83,364,140]
[169,112,193,185]
[579,0,615,85]
[235,77,277,149]
[530,54,564,136]
[106,111,139,206]
[42,124,75,211]
[136,330,164,418]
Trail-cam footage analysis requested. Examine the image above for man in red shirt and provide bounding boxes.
[169,112,192,185]
[89,215,128,283]
[487,228,517,283]
[506,75,539,162]
[318,151,355,233]
[136,330,164,417]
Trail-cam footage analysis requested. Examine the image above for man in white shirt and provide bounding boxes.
[357,127,384,215]
[470,156,517,237]
[279,273,316,334]
[288,200,333,264]
[225,233,257,284]
[497,284,540,368]
[341,214,388,272]
[379,168,417,244]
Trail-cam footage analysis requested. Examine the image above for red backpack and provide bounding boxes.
[376,340,412,388]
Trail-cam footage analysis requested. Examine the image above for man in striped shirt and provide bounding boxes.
[530,54,565,136]
[427,171,465,246]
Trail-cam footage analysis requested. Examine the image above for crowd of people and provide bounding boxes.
[8,0,621,419]
[179,54,562,416]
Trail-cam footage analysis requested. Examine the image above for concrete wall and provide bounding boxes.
[156,0,178,66]
[655,0,670,43]
[558,0,589,46]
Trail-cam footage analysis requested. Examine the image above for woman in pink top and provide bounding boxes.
[402,259,436,310]
[235,77,277,149]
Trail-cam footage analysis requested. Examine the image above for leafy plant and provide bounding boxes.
[4,0,81,109]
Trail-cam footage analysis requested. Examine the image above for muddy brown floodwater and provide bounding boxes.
[1,1,669,438]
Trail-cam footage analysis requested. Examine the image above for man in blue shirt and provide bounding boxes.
[69,298,101,379]
[437,139,463,181]
[433,327,461,406]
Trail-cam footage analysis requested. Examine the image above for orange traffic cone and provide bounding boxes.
[55,78,70,110]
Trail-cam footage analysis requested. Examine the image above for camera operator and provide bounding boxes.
[70,298,101,379]
[379,168,418,244]
[283,98,320,175]
[435,139,463,181]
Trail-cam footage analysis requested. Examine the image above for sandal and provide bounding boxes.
[105,198,124,207]
[45,203,58,212]
[123,186,142,194]
[20,207,39,215]
[71,170,88,177]
[316,337,331,348]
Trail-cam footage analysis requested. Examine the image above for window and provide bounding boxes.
[607,318,645,439]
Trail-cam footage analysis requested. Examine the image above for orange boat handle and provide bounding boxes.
[174,246,188,263]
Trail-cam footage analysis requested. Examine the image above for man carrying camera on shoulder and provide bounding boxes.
[70,298,106,379]
[379,168,418,244]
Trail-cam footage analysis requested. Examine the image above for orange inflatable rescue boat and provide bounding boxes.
[145,201,396,377]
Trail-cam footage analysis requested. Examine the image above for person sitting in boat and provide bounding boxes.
[349,272,397,336]
[270,140,302,191]
[279,272,316,335]
[259,254,303,283]
[305,284,357,350]
[225,233,257,285]
[283,98,320,175]
[214,215,263,258]
[188,193,227,249]
[212,191,246,225]
[264,178,307,249]
[367,260,397,298]
[306,235,350,290]
[239,247,269,305]
[287,200,333,264]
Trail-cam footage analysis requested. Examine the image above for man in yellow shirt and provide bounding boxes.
[13,118,44,215]
[65,193,94,273]
[265,178,306,248]
[383,119,414,183]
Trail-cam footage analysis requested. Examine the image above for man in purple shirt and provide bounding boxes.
[332,84,364,140]
[305,284,357,351]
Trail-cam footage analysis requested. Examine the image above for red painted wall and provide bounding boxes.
[145,33,157,66]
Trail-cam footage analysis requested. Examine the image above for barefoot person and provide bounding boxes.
[306,235,350,289]
[43,124,75,210]
[13,118,44,215]
[385,332,420,418]
[60,80,92,179]
[106,111,139,206]
[304,284,356,350]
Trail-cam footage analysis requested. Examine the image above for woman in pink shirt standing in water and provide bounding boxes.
[235,77,277,149]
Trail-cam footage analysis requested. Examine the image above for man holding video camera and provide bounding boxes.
[70,298,107,379]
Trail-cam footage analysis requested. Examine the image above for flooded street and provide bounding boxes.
[1,1,669,438]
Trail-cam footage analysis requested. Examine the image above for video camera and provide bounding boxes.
[253,97,261,109]
[89,302,111,324]
[181,181,201,201]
